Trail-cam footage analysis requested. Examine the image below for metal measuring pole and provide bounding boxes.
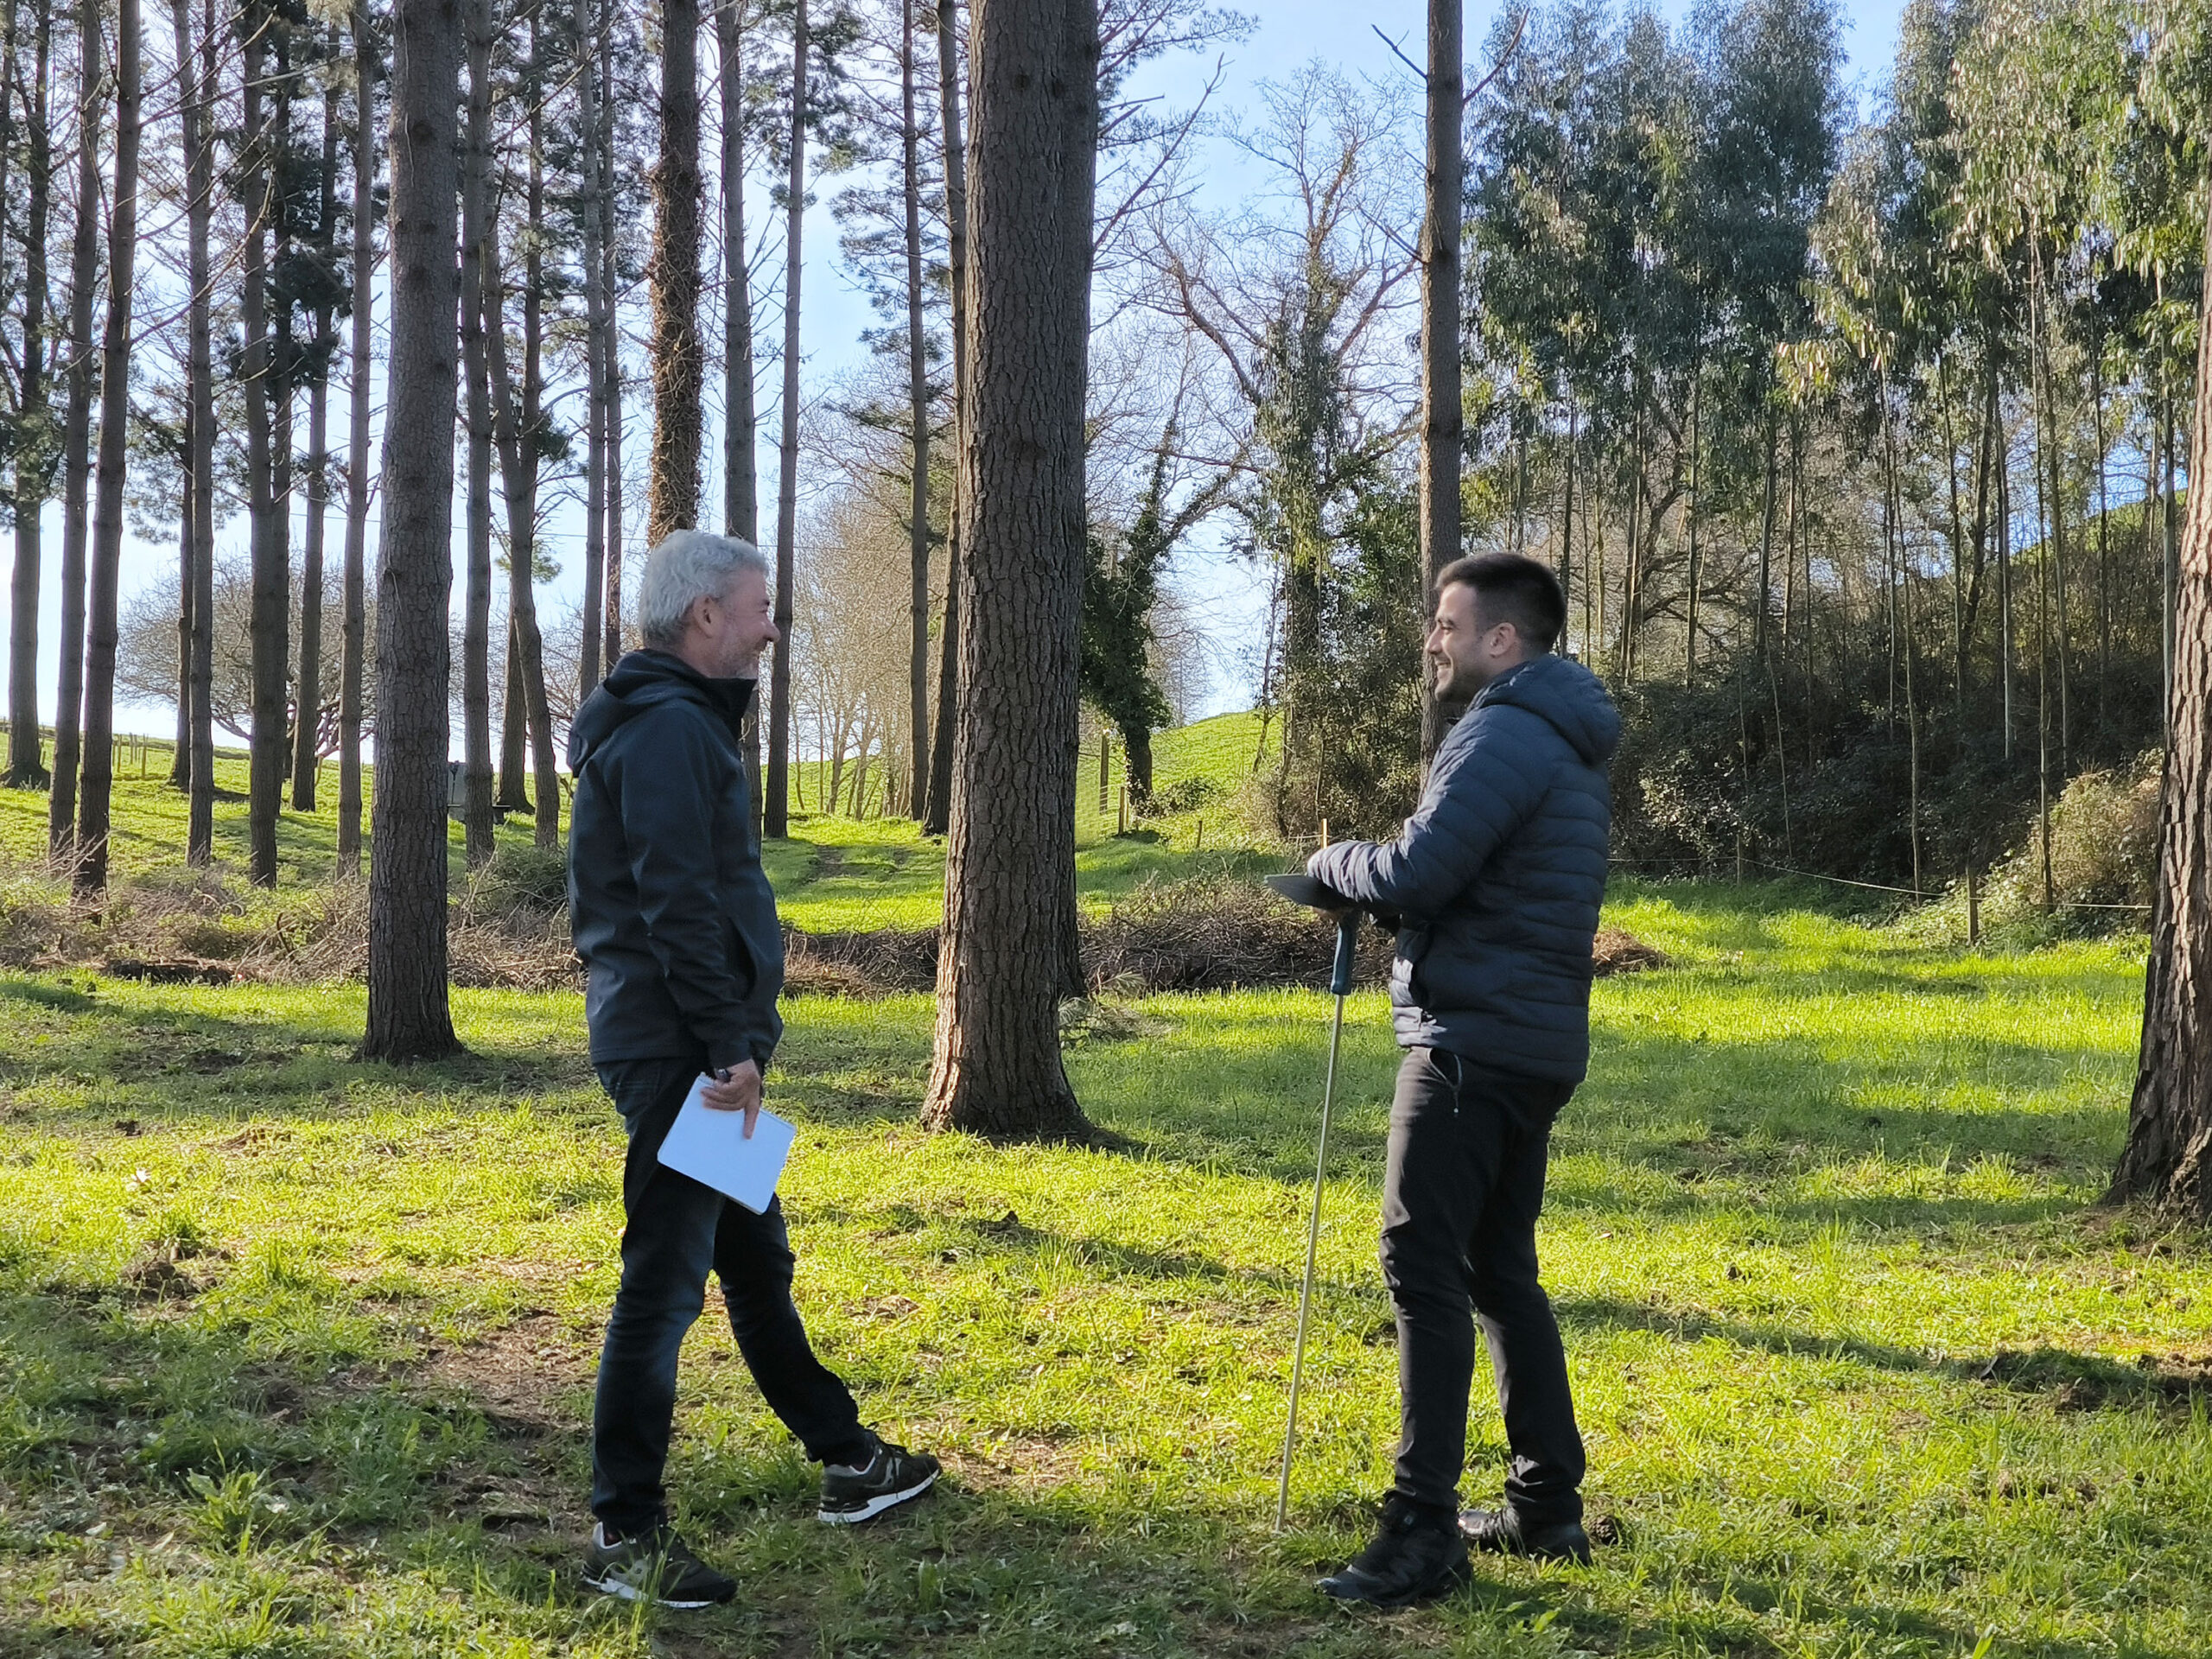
[1262,874,1361,1532]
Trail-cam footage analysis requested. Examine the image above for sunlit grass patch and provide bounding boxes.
[1,886,2205,1656]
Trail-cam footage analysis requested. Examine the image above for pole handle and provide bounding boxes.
[1328,912,1357,996]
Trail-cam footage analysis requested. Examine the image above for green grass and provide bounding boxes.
[3,880,2204,1656]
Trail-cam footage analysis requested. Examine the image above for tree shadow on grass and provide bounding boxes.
[6,1261,2195,1659]
[0,977,592,1124]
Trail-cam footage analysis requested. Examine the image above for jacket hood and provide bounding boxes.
[1473,652,1621,767]
[569,650,756,772]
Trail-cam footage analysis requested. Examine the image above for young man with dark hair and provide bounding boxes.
[1306,551,1619,1607]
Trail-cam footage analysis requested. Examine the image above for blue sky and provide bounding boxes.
[56,0,1910,741]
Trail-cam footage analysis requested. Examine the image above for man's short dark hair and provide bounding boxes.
[1435,553,1567,653]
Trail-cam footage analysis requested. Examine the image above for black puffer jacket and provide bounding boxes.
[1307,652,1618,1082]
[567,651,782,1073]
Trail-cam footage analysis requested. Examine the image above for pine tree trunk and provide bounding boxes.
[716,0,762,827]
[482,155,563,852]
[1415,0,1461,763]
[765,0,806,836]
[290,79,340,811]
[902,0,931,817]
[648,0,702,542]
[74,0,140,895]
[458,0,495,859]
[172,434,192,787]
[919,0,1096,1141]
[337,0,376,875]
[243,10,289,887]
[922,0,967,838]
[2112,186,2212,1215]
[7,0,50,788]
[599,0,625,671]
[362,0,463,1063]
[576,0,607,696]
[48,0,101,863]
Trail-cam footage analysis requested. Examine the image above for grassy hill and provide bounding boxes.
[0,715,1288,938]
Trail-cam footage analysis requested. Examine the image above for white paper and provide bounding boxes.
[655,1075,798,1214]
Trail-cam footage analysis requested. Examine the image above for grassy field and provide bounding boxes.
[3,880,2205,1656]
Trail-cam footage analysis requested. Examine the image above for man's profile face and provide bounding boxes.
[687,566,779,679]
[1426,582,1523,704]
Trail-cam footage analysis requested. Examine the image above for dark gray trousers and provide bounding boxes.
[1381,1045,1585,1524]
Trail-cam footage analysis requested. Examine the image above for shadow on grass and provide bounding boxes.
[4,1249,2195,1659]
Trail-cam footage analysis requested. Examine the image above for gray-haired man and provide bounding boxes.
[569,531,938,1607]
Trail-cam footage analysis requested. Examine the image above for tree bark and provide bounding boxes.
[599,0,625,670]
[338,0,377,875]
[648,0,702,542]
[717,0,762,827]
[6,0,51,788]
[2113,184,2212,1215]
[901,0,931,816]
[243,7,289,887]
[1415,0,1462,764]
[363,0,463,1063]
[483,168,563,851]
[922,0,967,837]
[290,76,340,810]
[919,0,1096,1140]
[48,0,101,863]
[577,0,606,695]
[74,0,140,894]
[457,0,495,860]
[765,0,806,836]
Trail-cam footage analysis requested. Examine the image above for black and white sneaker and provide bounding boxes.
[817,1436,940,1524]
[582,1522,737,1608]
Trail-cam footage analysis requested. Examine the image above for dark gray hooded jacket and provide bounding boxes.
[567,650,783,1073]
[1307,652,1619,1082]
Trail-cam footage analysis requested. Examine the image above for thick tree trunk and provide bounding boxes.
[457,0,495,860]
[74,0,140,894]
[648,0,702,541]
[1415,0,1462,763]
[48,0,101,864]
[338,0,377,875]
[765,0,806,836]
[922,0,968,838]
[290,81,340,811]
[920,0,1096,1140]
[2112,188,2212,1214]
[362,0,463,1063]
[902,0,931,815]
[577,0,607,695]
[7,0,50,788]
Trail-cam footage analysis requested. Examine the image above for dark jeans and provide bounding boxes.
[591,1056,870,1535]
[1381,1046,1584,1524]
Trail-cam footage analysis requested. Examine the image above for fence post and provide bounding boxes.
[1117,784,1127,836]
[1195,817,1205,854]
[1967,861,1980,946]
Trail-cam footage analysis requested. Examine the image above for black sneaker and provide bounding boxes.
[817,1436,940,1524]
[1459,1505,1594,1565]
[1316,1496,1471,1609]
[582,1522,737,1608]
